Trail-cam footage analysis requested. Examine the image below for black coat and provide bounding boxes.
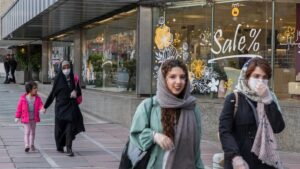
[44,68,85,135]
[9,59,17,71]
[219,92,285,169]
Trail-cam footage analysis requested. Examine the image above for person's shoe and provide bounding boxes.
[66,148,74,157]
[57,147,64,153]
[25,147,30,152]
[31,145,36,151]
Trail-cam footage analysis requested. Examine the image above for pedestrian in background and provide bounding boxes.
[15,81,45,152]
[9,54,17,83]
[130,59,204,169]
[219,57,285,169]
[44,60,85,157]
[4,54,10,84]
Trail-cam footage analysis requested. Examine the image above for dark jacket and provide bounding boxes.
[9,58,17,71]
[219,92,285,169]
[44,66,84,135]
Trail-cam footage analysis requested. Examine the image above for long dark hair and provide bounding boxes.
[160,59,188,140]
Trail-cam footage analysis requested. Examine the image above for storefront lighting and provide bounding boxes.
[97,17,113,24]
[280,18,283,21]
[55,34,67,39]
[167,1,206,9]
[266,19,269,23]
[125,9,136,14]
[172,18,176,22]
[215,0,248,4]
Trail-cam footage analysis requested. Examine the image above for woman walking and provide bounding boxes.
[44,60,85,156]
[130,59,204,169]
[219,57,285,169]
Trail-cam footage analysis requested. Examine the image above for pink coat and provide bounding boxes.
[15,93,44,123]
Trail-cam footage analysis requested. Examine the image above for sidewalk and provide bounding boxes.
[0,77,299,169]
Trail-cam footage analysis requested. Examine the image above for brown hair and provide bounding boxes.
[245,57,272,79]
[160,59,188,140]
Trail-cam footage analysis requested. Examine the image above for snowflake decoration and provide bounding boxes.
[191,59,205,79]
[224,79,233,90]
[154,25,173,50]
[208,78,220,92]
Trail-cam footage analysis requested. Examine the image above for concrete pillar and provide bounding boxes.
[73,29,85,86]
[41,41,51,83]
[136,6,153,96]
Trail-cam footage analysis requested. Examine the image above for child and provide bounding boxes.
[15,81,46,152]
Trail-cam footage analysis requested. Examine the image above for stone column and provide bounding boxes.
[136,6,153,96]
[41,41,51,83]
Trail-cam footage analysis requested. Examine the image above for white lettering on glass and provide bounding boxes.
[211,24,261,55]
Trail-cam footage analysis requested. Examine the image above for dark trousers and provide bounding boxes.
[10,69,15,83]
[55,118,73,150]
[5,72,9,82]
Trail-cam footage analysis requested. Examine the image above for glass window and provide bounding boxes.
[83,10,137,92]
[274,1,298,99]
[153,1,273,98]
[49,33,75,79]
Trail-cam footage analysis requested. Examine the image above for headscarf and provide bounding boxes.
[61,60,70,68]
[156,64,198,169]
[235,59,283,169]
[52,60,75,93]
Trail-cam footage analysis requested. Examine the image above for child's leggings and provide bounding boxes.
[24,120,36,148]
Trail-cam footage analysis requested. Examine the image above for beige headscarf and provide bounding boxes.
[235,59,283,169]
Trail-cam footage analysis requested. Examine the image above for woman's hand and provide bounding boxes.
[256,82,273,104]
[232,156,249,169]
[255,82,268,97]
[153,132,174,150]
[70,90,77,98]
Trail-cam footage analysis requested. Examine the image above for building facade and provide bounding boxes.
[2,0,300,151]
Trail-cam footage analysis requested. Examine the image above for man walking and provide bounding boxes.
[4,54,10,84]
[9,54,17,83]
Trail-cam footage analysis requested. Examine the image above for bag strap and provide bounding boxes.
[233,91,238,117]
[74,75,79,87]
[148,97,153,126]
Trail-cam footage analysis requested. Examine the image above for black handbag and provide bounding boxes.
[119,98,154,169]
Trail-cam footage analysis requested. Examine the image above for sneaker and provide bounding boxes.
[66,148,74,157]
[25,147,30,152]
[31,145,36,151]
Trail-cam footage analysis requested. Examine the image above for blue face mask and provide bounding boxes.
[248,77,268,92]
[63,69,70,76]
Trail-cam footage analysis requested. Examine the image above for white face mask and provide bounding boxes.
[248,77,268,92]
[62,69,70,76]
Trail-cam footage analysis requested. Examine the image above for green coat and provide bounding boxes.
[130,96,204,169]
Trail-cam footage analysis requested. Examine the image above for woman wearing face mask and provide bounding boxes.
[219,57,285,169]
[44,60,85,157]
[130,59,204,169]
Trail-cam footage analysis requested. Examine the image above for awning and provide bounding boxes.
[2,0,138,40]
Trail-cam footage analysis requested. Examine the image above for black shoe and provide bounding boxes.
[57,147,64,153]
[66,148,74,157]
[25,147,30,152]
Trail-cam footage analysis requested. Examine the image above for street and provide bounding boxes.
[0,78,128,169]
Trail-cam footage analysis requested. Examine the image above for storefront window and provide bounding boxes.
[48,41,74,79]
[153,0,284,98]
[274,1,298,98]
[83,10,137,92]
